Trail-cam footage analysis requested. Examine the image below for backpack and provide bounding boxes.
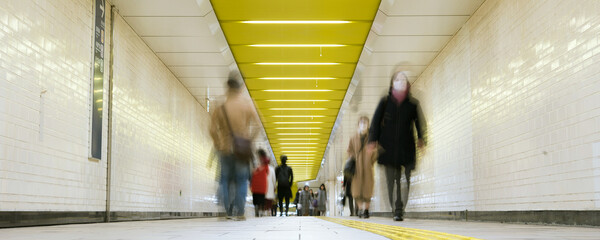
[277,166,291,187]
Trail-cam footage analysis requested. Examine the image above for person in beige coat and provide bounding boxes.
[348,116,377,218]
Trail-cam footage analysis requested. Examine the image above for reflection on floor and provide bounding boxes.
[1,216,600,240]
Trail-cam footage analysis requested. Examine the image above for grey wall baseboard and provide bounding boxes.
[371,210,600,227]
[0,211,224,228]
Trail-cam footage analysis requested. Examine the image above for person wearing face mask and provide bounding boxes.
[367,71,424,221]
[348,116,377,218]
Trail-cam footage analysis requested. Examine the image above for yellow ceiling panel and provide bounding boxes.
[231,46,363,63]
[238,64,357,78]
[246,78,350,90]
[210,0,380,180]
[262,116,338,122]
[259,109,340,116]
[265,128,332,134]
[249,91,346,100]
[210,0,380,21]
[254,100,343,109]
[246,79,351,90]
[220,22,373,45]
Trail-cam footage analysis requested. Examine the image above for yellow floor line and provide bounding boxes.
[318,217,482,240]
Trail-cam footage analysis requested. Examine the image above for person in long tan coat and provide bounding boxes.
[348,116,378,218]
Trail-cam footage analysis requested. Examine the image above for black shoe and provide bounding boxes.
[393,215,403,221]
[363,210,369,219]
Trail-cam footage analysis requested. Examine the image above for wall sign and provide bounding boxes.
[91,0,105,160]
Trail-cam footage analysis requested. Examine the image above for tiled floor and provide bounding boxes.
[1,216,599,240]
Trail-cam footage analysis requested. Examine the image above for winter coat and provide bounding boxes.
[317,189,327,211]
[265,166,276,200]
[348,133,377,201]
[369,95,423,170]
[299,190,313,216]
[250,165,268,194]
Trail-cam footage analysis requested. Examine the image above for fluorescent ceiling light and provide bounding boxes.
[270,108,327,111]
[277,133,321,136]
[242,21,351,24]
[271,116,325,118]
[263,89,332,92]
[278,147,318,149]
[250,44,346,47]
[255,62,340,65]
[274,122,324,124]
[267,100,329,102]
[260,77,336,80]
[283,151,317,153]
[278,143,319,145]
[277,138,320,141]
[275,127,322,130]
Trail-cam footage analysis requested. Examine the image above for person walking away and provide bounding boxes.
[275,155,294,216]
[250,149,269,217]
[349,116,377,218]
[209,77,259,221]
[316,184,327,216]
[367,71,424,221]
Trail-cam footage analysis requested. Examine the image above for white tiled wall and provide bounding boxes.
[328,0,600,213]
[0,0,219,213]
[0,0,108,211]
[109,13,218,212]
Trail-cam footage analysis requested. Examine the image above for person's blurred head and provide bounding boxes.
[304,185,309,191]
[257,149,269,165]
[357,116,369,134]
[389,71,409,94]
[226,77,241,94]
[280,155,287,165]
[319,184,326,191]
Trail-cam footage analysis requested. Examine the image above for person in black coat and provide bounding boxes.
[367,71,425,221]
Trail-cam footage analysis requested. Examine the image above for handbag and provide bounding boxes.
[343,157,356,177]
[222,105,252,161]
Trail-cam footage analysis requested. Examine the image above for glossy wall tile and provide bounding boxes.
[327,0,600,214]
[0,0,220,213]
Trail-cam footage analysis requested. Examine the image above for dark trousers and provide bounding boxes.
[277,187,290,215]
[343,195,356,216]
[385,166,411,216]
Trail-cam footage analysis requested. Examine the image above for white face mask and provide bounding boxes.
[393,78,407,91]
[358,122,367,133]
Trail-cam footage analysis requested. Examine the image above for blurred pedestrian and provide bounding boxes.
[368,71,424,221]
[293,188,301,216]
[275,155,294,216]
[251,149,274,217]
[299,185,312,216]
[342,175,356,216]
[209,76,259,221]
[263,150,276,217]
[349,116,377,218]
[316,184,327,216]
